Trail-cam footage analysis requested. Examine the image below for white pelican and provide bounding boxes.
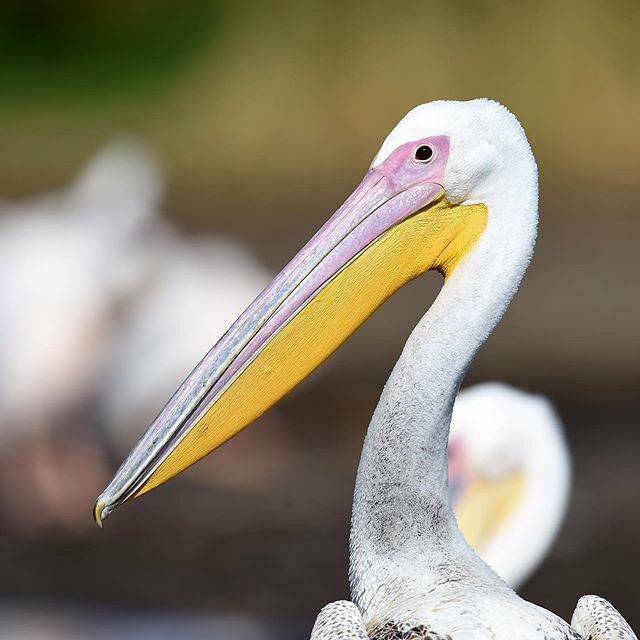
[0,141,161,435]
[448,382,571,590]
[95,99,636,639]
[0,141,160,533]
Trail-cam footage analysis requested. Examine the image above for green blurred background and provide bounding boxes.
[0,1,638,638]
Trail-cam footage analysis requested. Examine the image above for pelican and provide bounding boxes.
[95,99,636,639]
[449,382,571,590]
[0,141,160,532]
[0,140,160,435]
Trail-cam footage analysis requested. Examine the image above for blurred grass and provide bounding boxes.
[0,0,638,197]
[0,1,221,102]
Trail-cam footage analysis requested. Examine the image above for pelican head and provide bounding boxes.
[95,99,537,524]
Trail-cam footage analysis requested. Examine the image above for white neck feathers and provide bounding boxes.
[349,152,539,624]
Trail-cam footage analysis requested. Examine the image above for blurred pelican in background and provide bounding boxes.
[448,382,571,590]
[0,137,277,530]
[0,141,161,532]
[0,141,161,436]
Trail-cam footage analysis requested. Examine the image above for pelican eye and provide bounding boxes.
[414,145,434,162]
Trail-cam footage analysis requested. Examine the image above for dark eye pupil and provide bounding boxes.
[415,145,433,161]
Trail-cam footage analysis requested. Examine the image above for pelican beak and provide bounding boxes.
[95,135,488,524]
[452,470,526,552]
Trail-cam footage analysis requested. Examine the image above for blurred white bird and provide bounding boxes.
[0,140,162,438]
[0,137,274,530]
[448,382,571,590]
[0,141,162,532]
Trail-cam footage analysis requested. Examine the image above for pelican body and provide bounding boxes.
[95,100,636,639]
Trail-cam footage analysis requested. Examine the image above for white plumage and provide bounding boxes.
[572,596,637,640]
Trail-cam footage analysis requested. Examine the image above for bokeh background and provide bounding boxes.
[0,1,638,637]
